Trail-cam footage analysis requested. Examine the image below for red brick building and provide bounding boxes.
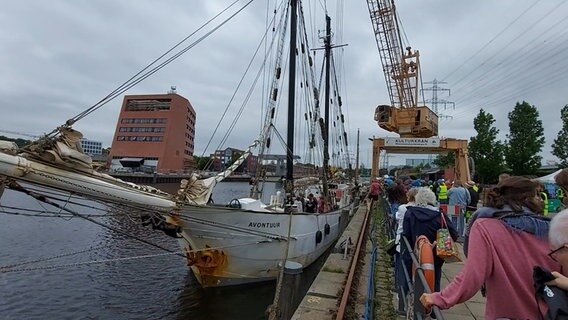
[109,92,196,173]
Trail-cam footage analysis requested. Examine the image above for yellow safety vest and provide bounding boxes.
[473,185,479,193]
[438,185,448,200]
[541,192,549,215]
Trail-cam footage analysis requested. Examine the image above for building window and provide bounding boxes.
[116,136,163,142]
[119,127,165,132]
[121,118,167,124]
[125,99,171,111]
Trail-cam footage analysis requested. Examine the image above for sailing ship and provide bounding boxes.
[0,0,354,287]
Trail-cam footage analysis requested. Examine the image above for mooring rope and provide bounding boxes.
[0,245,111,271]
[0,252,181,274]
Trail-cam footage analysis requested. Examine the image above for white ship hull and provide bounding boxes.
[176,204,350,287]
[0,150,352,287]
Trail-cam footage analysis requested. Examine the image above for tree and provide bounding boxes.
[505,101,545,176]
[468,109,505,184]
[0,135,32,148]
[552,105,568,168]
[433,152,455,169]
[230,151,246,172]
[194,156,211,170]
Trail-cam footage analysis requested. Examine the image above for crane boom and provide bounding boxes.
[366,0,438,138]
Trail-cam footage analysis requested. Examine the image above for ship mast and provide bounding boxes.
[284,0,298,201]
[322,15,331,206]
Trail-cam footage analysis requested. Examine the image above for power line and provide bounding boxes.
[422,79,454,120]
[442,0,543,81]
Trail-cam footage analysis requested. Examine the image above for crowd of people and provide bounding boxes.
[369,170,568,319]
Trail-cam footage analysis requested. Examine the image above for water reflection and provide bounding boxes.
[0,182,332,319]
[174,275,275,320]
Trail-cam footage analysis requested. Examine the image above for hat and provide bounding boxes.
[465,180,475,187]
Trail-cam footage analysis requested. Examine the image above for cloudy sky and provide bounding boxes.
[0,0,565,167]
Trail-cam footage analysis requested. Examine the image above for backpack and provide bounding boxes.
[533,266,568,320]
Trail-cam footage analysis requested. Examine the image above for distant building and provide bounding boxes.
[406,158,434,167]
[210,147,258,174]
[109,92,196,173]
[80,138,102,156]
[211,148,244,171]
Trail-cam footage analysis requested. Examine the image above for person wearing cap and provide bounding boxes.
[437,179,448,204]
[465,180,479,223]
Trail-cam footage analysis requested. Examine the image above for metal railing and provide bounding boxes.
[382,197,444,320]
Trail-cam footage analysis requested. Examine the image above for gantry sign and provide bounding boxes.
[370,137,471,183]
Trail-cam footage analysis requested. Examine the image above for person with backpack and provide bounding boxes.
[420,176,562,319]
[402,187,458,292]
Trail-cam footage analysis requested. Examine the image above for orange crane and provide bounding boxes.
[366,0,471,182]
[366,0,438,138]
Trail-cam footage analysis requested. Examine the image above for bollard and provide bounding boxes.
[277,261,303,320]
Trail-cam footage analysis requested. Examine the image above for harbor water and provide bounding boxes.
[0,181,324,320]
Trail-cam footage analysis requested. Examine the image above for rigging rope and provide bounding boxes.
[39,0,257,140]
[441,0,544,82]
[199,0,287,164]
[0,245,111,271]
[0,206,106,218]
[7,182,186,258]
[0,252,181,274]
[0,240,267,274]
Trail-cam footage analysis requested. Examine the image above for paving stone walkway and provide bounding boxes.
[438,243,485,320]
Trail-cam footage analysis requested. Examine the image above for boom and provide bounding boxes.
[366,0,438,138]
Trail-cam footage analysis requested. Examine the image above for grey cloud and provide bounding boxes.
[0,0,565,168]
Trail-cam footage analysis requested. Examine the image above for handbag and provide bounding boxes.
[435,213,462,263]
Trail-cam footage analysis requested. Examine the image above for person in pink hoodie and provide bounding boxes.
[420,176,562,319]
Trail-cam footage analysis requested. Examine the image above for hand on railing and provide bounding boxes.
[419,293,433,314]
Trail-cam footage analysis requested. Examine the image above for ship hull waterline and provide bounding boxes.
[175,204,350,287]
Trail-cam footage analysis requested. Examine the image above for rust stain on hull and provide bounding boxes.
[185,245,228,286]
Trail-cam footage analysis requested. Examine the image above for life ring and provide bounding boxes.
[413,235,435,292]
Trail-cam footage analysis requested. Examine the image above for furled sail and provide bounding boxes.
[26,127,93,171]
[177,140,259,205]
